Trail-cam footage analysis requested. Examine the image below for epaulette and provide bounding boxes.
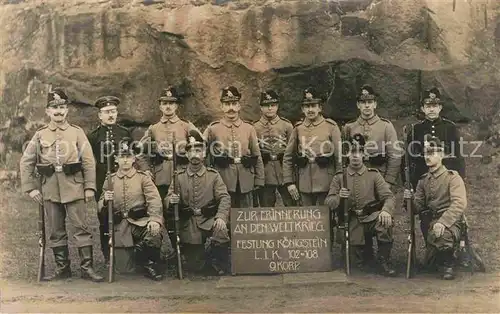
[207,167,218,173]
[420,172,429,179]
[447,170,458,175]
[367,168,380,173]
[177,168,187,174]
[294,119,304,127]
[442,117,456,125]
[69,123,84,130]
[36,124,48,131]
[116,124,130,131]
[241,119,253,125]
[335,170,343,175]
[208,120,220,127]
[280,117,292,124]
[179,117,190,124]
[345,118,356,125]
[325,118,337,125]
[379,117,393,124]
[88,127,99,135]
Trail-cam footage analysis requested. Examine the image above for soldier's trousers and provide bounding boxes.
[337,217,393,246]
[181,228,229,273]
[426,220,461,251]
[300,192,327,206]
[256,185,295,207]
[230,183,253,208]
[131,224,163,249]
[44,199,93,248]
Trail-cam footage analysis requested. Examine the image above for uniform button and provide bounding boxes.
[431,130,435,134]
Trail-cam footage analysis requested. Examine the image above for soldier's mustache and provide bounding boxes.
[54,113,65,116]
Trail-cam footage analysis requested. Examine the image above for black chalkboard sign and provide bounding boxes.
[230,206,332,275]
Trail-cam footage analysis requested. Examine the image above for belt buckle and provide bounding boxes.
[270,154,277,161]
[308,157,315,163]
[122,211,128,219]
[55,165,63,173]
[354,209,364,216]
[165,154,173,160]
[233,157,241,164]
[193,208,202,216]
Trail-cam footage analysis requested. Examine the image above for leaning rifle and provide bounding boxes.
[36,171,46,282]
[404,124,417,279]
[172,134,184,279]
[340,128,350,276]
[105,130,115,283]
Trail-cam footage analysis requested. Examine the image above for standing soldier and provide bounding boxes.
[165,131,231,275]
[404,136,467,280]
[406,87,466,241]
[203,86,265,208]
[20,88,104,282]
[282,87,342,206]
[98,140,166,281]
[252,89,295,207]
[344,84,401,187]
[87,95,132,264]
[325,134,397,276]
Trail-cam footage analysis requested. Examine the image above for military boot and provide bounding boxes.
[78,246,104,282]
[351,245,366,270]
[144,247,163,281]
[377,242,397,277]
[43,246,71,281]
[210,243,230,276]
[441,250,456,280]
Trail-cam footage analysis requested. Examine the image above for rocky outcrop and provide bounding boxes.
[0,0,499,155]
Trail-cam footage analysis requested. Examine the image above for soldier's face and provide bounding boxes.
[98,105,118,125]
[159,101,178,116]
[424,150,443,167]
[221,101,241,119]
[117,155,135,171]
[421,103,442,120]
[46,105,68,122]
[301,103,321,120]
[260,103,278,118]
[357,100,377,117]
[348,150,364,168]
[187,146,205,164]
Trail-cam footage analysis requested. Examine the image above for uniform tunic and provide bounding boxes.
[138,115,202,187]
[344,115,400,185]
[406,118,466,188]
[19,121,96,248]
[165,166,230,245]
[325,166,395,245]
[283,116,342,194]
[413,165,466,250]
[203,118,265,194]
[98,168,164,248]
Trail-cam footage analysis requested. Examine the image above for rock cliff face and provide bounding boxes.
[0,0,499,153]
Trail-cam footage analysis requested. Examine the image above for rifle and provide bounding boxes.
[37,175,46,282]
[404,124,417,279]
[458,215,486,274]
[172,134,183,279]
[105,130,115,283]
[340,128,350,276]
[294,129,303,206]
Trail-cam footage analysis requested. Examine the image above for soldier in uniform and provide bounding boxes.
[405,87,466,241]
[86,95,132,263]
[344,84,400,186]
[19,88,104,282]
[325,134,397,276]
[203,86,265,208]
[252,89,295,207]
[165,131,231,275]
[98,140,166,280]
[404,136,467,280]
[283,87,342,206]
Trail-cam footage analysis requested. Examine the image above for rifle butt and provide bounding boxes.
[107,201,114,283]
[37,203,46,282]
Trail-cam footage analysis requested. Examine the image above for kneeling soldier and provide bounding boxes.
[404,136,467,280]
[325,134,396,276]
[98,140,166,281]
[165,131,231,275]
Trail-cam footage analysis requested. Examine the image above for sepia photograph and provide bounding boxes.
[0,0,499,312]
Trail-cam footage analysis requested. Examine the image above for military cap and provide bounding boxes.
[117,137,137,157]
[421,87,441,105]
[349,133,366,151]
[357,84,377,101]
[220,86,241,103]
[47,88,69,107]
[423,134,445,153]
[302,87,322,105]
[158,86,181,103]
[185,130,206,151]
[94,96,120,109]
[260,89,279,105]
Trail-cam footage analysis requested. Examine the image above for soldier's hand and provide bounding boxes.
[339,188,350,199]
[287,184,300,201]
[403,189,413,200]
[147,221,161,236]
[254,185,263,190]
[84,189,95,203]
[213,218,226,232]
[378,210,393,228]
[104,190,114,201]
[169,193,180,204]
[29,189,43,205]
[432,222,445,238]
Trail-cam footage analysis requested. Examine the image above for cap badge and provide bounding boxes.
[305,92,313,100]
[429,92,436,99]
[361,89,369,96]
[226,90,234,97]
[265,93,272,100]
[53,93,61,100]
[166,90,172,97]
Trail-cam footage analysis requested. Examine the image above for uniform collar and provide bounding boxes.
[303,115,324,127]
[160,115,180,124]
[48,121,70,131]
[430,165,447,178]
[347,165,367,176]
[259,115,280,125]
[187,165,206,177]
[425,117,442,125]
[117,168,137,178]
[357,115,380,125]
[221,117,242,128]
